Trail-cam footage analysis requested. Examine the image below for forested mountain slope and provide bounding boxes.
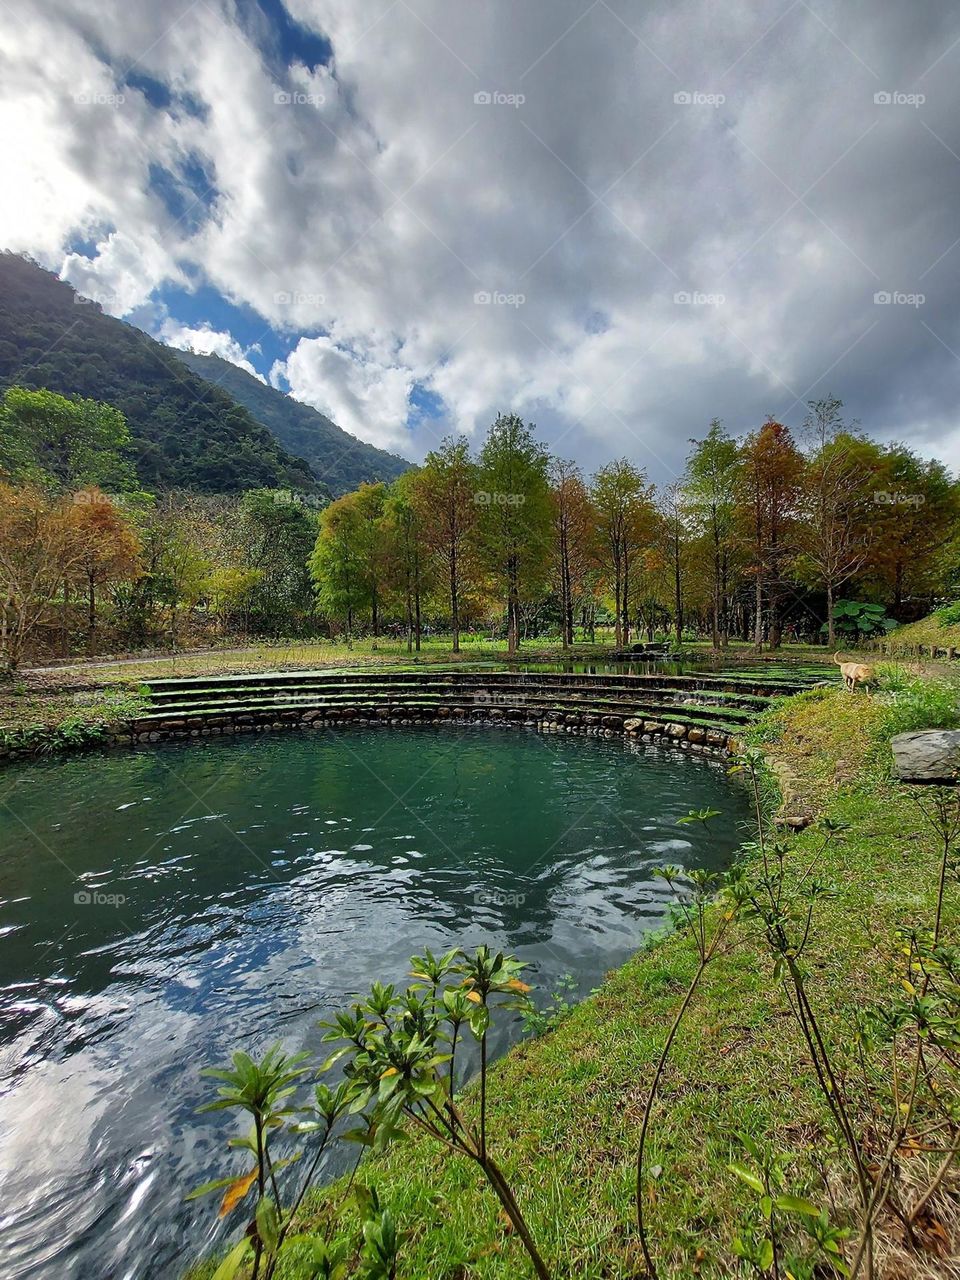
[0,254,321,493]
[174,349,410,496]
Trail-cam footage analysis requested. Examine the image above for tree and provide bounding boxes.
[0,484,87,673]
[474,415,552,655]
[683,420,740,648]
[658,482,690,647]
[383,471,433,653]
[160,526,211,648]
[870,446,960,618]
[549,459,596,648]
[202,566,263,635]
[309,484,387,641]
[0,386,137,493]
[414,436,478,652]
[70,490,142,646]
[800,394,848,450]
[794,423,882,646]
[591,459,656,648]
[238,490,321,635]
[738,421,803,649]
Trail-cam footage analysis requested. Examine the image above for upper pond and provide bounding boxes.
[0,724,751,1279]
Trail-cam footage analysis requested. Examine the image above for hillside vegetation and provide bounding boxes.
[883,610,960,653]
[174,350,409,497]
[0,254,320,494]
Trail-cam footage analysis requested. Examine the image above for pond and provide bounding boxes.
[0,725,751,1279]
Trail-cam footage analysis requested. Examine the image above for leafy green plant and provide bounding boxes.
[193,948,547,1279]
[934,601,960,628]
[821,600,896,640]
[320,944,552,1278]
[0,716,109,755]
[518,973,581,1037]
[190,1044,354,1280]
[732,753,960,1280]
[874,673,960,737]
[728,1134,849,1278]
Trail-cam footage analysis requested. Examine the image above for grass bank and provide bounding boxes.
[879,610,960,657]
[186,663,960,1279]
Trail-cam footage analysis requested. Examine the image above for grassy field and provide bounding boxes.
[183,663,960,1279]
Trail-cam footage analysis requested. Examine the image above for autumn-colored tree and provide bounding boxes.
[738,420,804,649]
[549,459,597,647]
[591,459,656,647]
[69,490,142,645]
[414,436,478,652]
[0,484,88,672]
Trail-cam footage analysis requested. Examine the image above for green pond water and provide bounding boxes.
[0,724,750,1279]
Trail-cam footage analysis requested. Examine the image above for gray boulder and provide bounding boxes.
[891,729,960,782]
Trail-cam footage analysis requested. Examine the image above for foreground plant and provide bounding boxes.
[733,753,960,1279]
[320,944,552,1279]
[727,1133,849,1279]
[192,946,546,1279]
[635,808,750,1278]
[189,1044,361,1279]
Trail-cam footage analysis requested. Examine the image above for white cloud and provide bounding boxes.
[63,230,182,315]
[159,318,266,381]
[272,337,414,450]
[3,0,960,473]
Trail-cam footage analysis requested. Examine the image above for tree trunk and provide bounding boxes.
[507,556,519,655]
[559,521,572,648]
[753,572,763,650]
[674,550,683,648]
[769,602,782,649]
[622,557,630,646]
[87,572,96,649]
[826,580,835,648]
[450,546,460,653]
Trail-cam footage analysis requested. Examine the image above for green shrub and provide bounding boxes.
[0,717,109,755]
[875,674,960,738]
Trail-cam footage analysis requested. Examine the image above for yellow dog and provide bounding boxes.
[833,651,875,691]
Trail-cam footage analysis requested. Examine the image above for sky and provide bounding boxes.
[3,0,960,478]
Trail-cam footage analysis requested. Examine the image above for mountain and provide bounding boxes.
[173,350,410,496]
[0,253,320,494]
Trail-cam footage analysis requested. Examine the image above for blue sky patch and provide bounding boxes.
[238,0,332,76]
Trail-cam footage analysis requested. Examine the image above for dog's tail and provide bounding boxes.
[833,651,844,665]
